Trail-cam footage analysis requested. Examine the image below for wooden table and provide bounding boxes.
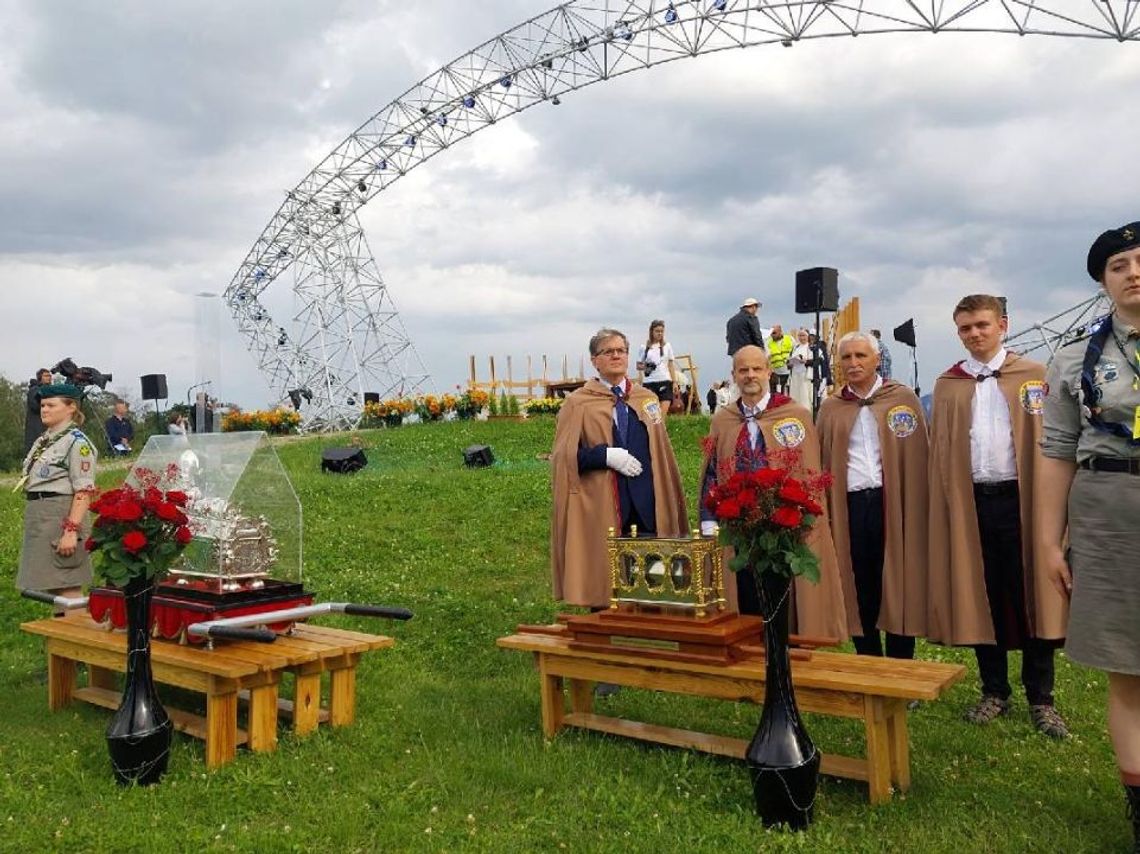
[21,614,394,768]
[498,631,966,804]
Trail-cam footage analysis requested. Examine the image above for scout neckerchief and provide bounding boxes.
[1080,315,1140,445]
[14,421,76,492]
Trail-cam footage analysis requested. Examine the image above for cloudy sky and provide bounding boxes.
[1,0,1135,412]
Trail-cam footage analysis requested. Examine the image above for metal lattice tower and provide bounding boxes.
[1007,293,1111,363]
[224,1,1139,430]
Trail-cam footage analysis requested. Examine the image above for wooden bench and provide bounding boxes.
[21,613,394,768]
[498,630,966,804]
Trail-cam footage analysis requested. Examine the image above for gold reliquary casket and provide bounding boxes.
[608,526,726,617]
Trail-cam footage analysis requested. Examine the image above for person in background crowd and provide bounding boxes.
[167,412,190,444]
[637,320,679,416]
[699,345,853,638]
[766,324,794,396]
[24,368,52,454]
[1038,221,1140,848]
[817,331,929,660]
[927,294,1070,739]
[808,332,833,402]
[105,399,134,455]
[714,381,732,412]
[726,298,764,356]
[788,329,814,409]
[16,383,97,607]
[871,329,893,379]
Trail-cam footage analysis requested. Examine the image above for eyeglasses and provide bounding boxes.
[595,348,628,358]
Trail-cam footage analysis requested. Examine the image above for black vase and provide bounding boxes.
[106,577,173,786]
[745,571,820,830]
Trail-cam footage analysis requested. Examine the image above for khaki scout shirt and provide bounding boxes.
[1042,314,1140,463]
[22,425,98,495]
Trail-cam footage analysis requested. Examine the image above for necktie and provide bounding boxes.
[742,406,761,449]
[612,385,629,445]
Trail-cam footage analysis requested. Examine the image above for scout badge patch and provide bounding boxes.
[642,399,663,426]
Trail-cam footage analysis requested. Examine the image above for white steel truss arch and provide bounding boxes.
[225,0,1140,430]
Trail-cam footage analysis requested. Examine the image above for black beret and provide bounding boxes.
[1087,220,1140,281]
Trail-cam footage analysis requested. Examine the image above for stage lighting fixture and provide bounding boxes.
[541,58,553,69]
[357,180,367,192]
[405,135,416,147]
[277,248,289,259]
[712,0,727,10]
[419,106,429,115]
[463,95,476,108]
[665,5,678,23]
[376,159,388,170]
[616,22,632,40]
[332,202,342,216]
[551,95,561,105]
[499,75,512,88]
[576,36,590,51]
[277,328,288,346]
[781,39,793,47]
[436,115,447,126]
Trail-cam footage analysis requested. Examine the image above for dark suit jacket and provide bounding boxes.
[725,309,764,355]
[24,382,44,453]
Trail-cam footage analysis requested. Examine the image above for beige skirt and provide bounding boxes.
[16,494,92,592]
[1065,468,1140,676]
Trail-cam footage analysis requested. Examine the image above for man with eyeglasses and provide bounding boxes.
[551,328,688,612]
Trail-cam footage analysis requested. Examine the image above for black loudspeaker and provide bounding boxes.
[463,445,495,468]
[363,392,380,405]
[140,374,168,400]
[794,267,840,313]
[321,447,367,473]
[893,319,916,348]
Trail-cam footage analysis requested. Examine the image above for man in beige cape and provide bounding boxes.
[699,345,853,640]
[817,331,929,658]
[927,294,1069,738]
[551,328,688,609]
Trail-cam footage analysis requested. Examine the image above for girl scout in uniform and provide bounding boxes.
[1038,221,1140,851]
[15,383,98,602]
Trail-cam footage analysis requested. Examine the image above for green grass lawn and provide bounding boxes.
[0,417,1126,852]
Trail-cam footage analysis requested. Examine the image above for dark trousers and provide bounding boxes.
[769,372,790,396]
[973,482,1055,706]
[847,488,915,660]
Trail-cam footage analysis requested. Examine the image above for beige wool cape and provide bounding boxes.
[704,398,854,640]
[817,381,930,637]
[926,353,1068,645]
[550,380,688,608]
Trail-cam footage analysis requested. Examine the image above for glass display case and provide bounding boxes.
[126,432,303,590]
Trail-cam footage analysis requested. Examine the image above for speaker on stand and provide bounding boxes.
[794,267,839,418]
[893,319,919,396]
[140,374,169,432]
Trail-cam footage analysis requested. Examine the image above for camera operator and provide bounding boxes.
[636,320,679,415]
[24,369,52,454]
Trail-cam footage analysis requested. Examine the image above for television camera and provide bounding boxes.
[52,357,113,390]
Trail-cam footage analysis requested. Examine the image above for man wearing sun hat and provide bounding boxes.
[726,297,765,356]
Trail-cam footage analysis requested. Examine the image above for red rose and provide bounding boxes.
[716,499,743,520]
[84,537,97,552]
[752,468,784,489]
[155,501,182,522]
[771,506,803,528]
[122,530,148,554]
[736,489,758,512]
[175,526,192,545]
[166,490,189,507]
[803,500,823,517]
[143,487,163,510]
[778,481,810,505]
[117,501,144,522]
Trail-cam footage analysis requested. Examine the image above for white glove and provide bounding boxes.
[700,520,717,538]
[605,447,643,477]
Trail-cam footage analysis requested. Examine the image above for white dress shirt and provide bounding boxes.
[739,393,770,450]
[846,376,884,492]
[962,348,1018,483]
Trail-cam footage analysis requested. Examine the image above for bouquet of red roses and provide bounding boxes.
[85,466,194,588]
[703,462,829,583]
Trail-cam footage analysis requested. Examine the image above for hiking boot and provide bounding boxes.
[1126,785,1140,854]
[964,694,1009,724]
[1029,704,1070,739]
